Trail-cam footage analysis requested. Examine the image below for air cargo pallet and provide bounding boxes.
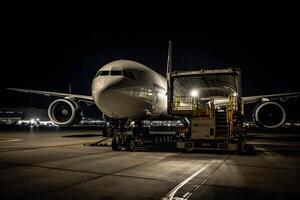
[176,138,246,153]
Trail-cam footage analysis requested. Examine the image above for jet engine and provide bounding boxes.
[48,99,82,125]
[253,101,286,129]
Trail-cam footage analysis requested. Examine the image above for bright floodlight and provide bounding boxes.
[190,90,199,97]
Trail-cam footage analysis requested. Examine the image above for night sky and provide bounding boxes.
[1,3,299,119]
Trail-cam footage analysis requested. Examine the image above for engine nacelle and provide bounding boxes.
[48,99,82,125]
[253,101,286,129]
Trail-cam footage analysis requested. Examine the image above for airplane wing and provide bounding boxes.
[213,92,300,106]
[7,88,94,104]
[243,92,300,104]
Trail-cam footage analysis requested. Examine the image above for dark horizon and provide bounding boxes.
[1,4,299,118]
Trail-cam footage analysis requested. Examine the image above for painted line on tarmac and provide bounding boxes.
[0,138,22,143]
[161,165,208,200]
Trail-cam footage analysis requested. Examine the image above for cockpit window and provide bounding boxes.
[110,70,123,76]
[95,70,110,78]
[95,69,136,80]
[99,71,110,76]
[123,70,136,80]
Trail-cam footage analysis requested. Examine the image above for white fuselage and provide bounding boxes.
[92,60,168,119]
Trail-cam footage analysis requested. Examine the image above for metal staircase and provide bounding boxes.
[215,109,228,137]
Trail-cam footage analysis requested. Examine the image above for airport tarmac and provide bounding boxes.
[1,129,300,200]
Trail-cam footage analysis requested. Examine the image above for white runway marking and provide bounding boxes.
[162,165,208,200]
[0,138,22,143]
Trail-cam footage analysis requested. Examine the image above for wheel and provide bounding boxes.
[111,136,122,151]
[125,136,135,151]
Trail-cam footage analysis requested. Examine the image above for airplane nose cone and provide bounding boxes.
[92,76,152,119]
[92,76,126,117]
[92,76,124,97]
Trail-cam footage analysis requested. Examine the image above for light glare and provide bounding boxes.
[190,90,199,97]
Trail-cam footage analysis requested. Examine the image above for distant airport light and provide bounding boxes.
[190,90,199,97]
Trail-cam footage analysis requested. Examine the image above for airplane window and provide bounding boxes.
[99,71,110,76]
[123,70,129,78]
[123,70,136,80]
[110,70,122,76]
[128,72,136,79]
[123,70,135,79]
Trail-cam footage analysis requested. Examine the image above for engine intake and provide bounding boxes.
[253,101,286,129]
[48,99,81,125]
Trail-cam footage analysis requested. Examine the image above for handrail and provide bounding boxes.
[172,96,215,117]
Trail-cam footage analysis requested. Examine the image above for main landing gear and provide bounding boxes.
[110,119,149,151]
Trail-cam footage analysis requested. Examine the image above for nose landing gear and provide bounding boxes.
[111,135,123,151]
[125,135,136,151]
[110,119,130,151]
[109,120,173,151]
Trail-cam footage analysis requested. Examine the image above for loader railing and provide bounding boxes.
[172,96,215,117]
[226,95,244,138]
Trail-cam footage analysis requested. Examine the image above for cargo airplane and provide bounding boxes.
[8,42,300,135]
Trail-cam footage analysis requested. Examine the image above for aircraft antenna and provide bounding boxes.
[166,41,173,87]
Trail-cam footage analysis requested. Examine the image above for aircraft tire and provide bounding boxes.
[111,136,121,151]
[125,136,135,151]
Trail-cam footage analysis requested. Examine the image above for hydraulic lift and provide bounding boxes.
[167,68,247,152]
